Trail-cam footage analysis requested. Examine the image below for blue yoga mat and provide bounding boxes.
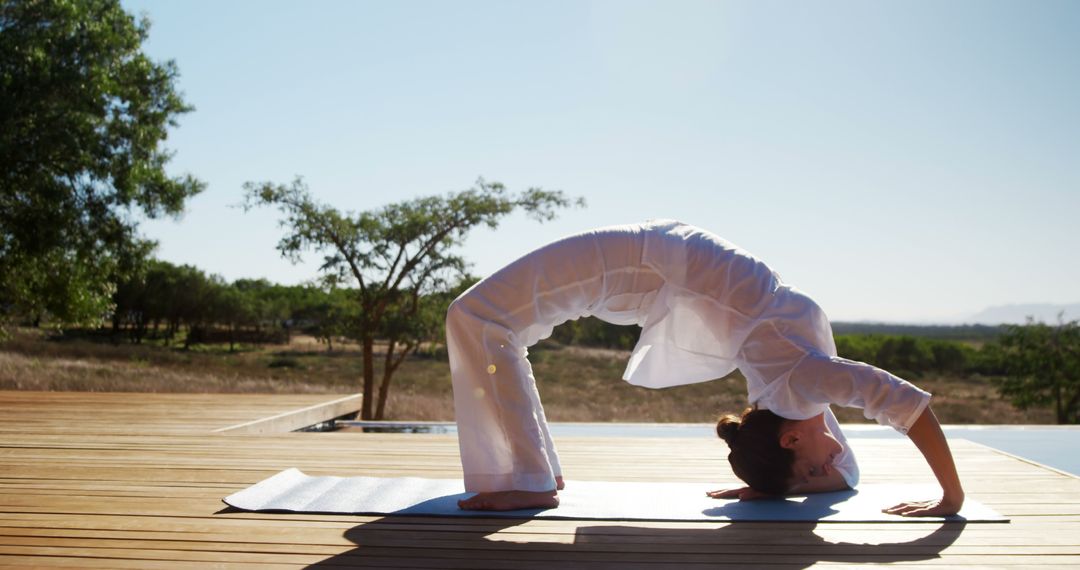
[224,469,1005,522]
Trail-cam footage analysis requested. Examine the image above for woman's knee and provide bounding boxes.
[446,295,491,346]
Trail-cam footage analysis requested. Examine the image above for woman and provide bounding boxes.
[446,220,964,516]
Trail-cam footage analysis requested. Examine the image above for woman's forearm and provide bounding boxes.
[906,405,965,507]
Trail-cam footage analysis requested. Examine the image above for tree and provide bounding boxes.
[244,178,583,420]
[0,0,203,328]
[292,285,356,353]
[994,318,1080,424]
[212,283,251,353]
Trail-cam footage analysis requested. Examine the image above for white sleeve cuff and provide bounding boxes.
[894,391,932,435]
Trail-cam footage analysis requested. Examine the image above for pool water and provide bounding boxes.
[847,425,1080,477]
[335,421,1080,476]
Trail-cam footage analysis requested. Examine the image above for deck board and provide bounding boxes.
[0,391,1077,568]
[0,391,361,435]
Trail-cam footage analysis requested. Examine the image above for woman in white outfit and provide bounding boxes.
[446,220,964,515]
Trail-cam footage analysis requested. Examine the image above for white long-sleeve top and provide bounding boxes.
[623,221,931,432]
[623,221,931,488]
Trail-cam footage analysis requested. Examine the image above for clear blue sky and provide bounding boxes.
[124,0,1080,323]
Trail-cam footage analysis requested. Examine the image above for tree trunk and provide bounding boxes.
[375,368,391,421]
[1066,385,1080,425]
[133,317,145,344]
[375,339,415,421]
[1056,382,1064,424]
[375,343,396,421]
[361,335,376,420]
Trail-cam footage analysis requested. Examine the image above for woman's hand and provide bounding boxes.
[902,406,966,517]
[884,494,964,517]
[706,486,772,501]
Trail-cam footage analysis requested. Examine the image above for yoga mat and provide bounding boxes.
[224,469,1006,522]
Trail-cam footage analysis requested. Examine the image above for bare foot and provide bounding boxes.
[457,489,559,511]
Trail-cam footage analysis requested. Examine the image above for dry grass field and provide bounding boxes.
[0,328,1054,424]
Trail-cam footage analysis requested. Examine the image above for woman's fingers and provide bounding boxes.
[706,486,772,501]
[883,498,959,517]
[706,487,747,499]
[883,501,927,515]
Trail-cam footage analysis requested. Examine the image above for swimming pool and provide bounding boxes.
[335,421,1080,476]
[847,424,1080,477]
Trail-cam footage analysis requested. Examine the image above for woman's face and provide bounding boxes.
[780,414,848,494]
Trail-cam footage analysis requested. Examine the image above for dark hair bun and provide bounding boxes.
[716,413,742,446]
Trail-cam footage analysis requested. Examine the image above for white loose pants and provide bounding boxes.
[446,224,664,492]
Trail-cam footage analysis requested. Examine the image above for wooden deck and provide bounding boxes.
[1,391,1078,568]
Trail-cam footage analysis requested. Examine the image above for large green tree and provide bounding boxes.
[994,318,1080,424]
[0,0,203,327]
[244,178,582,420]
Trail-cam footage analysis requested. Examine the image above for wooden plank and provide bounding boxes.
[213,394,362,434]
[1,391,1079,568]
[0,392,361,434]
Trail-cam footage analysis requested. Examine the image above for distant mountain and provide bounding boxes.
[964,303,1080,325]
[831,322,1003,341]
